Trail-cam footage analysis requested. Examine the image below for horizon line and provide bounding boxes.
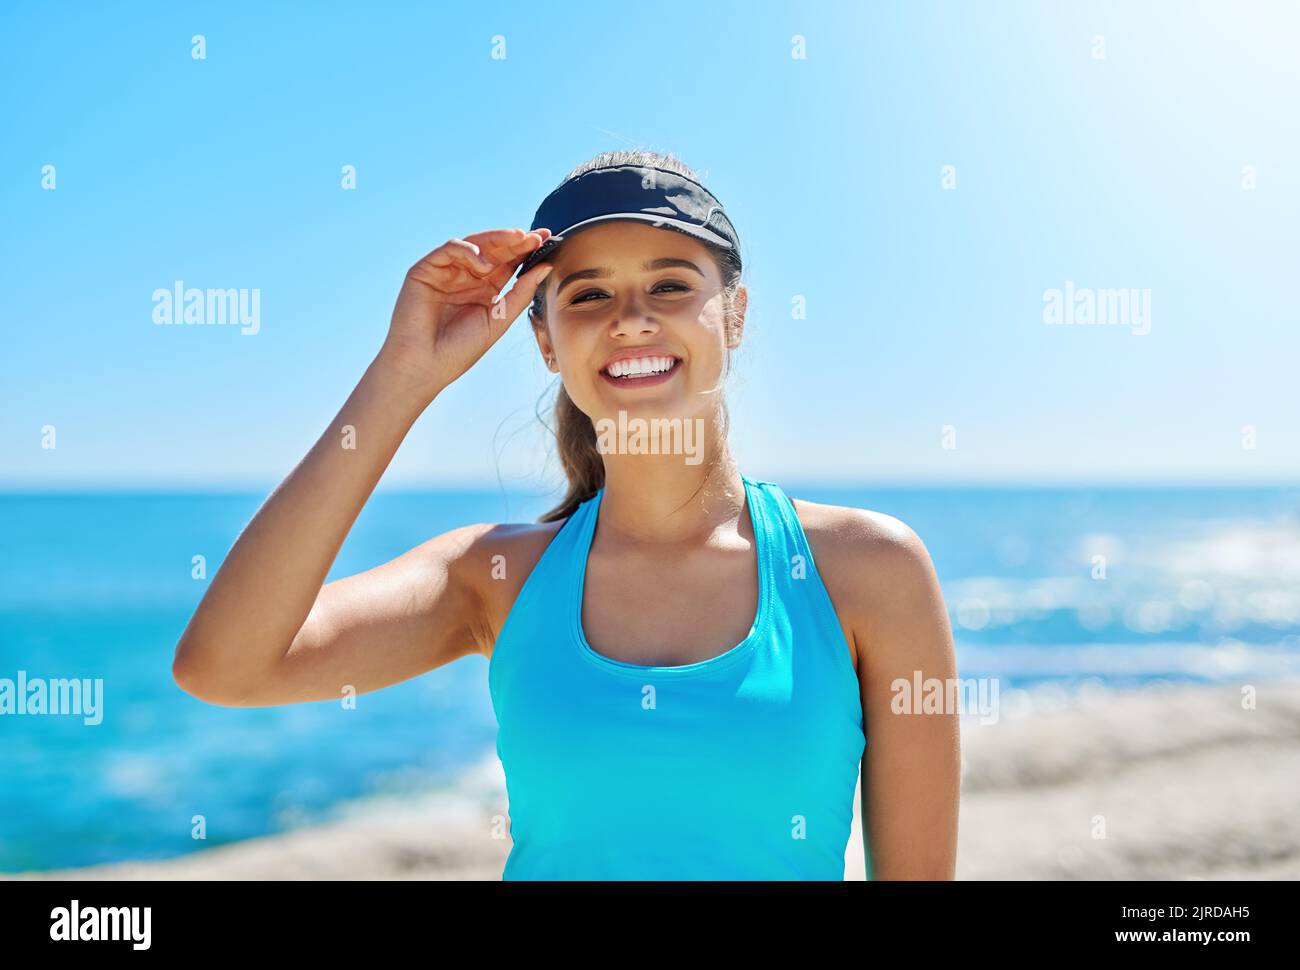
[3,476,1299,495]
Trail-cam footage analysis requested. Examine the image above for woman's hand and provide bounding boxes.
[377,228,554,403]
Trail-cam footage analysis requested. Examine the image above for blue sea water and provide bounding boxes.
[2,484,1299,872]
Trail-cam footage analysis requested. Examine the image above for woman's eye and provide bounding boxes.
[570,282,688,305]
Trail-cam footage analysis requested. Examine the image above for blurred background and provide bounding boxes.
[2,0,1297,878]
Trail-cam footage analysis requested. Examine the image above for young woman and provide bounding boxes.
[172,150,961,881]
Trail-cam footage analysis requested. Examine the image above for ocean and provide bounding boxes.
[3,484,1299,871]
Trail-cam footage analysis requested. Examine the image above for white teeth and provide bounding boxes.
[607,356,675,379]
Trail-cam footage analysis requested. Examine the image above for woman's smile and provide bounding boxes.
[598,350,683,388]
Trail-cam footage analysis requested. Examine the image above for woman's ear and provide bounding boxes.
[532,317,558,372]
[725,284,748,348]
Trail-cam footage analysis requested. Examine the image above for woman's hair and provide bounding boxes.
[530,149,745,523]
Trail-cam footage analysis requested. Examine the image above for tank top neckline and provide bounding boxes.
[568,474,776,677]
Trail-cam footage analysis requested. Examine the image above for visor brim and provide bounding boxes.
[515,214,734,279]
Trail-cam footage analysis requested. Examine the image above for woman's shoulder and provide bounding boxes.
[784,494,930,565]
[439,517,567,582]
[783,493,954,683]
[434,518,568,659]
[783,494,940,625]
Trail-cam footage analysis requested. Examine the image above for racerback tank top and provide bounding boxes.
[488,473,867,880]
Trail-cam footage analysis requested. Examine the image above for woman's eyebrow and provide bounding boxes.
[555,267,606,296]
[556,257,704,297]
[644,257,704,276]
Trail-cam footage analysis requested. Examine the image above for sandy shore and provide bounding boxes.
[11,680,1300,880]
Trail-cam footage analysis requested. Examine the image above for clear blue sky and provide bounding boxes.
[3,0,1297,489]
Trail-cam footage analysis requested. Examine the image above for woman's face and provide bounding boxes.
[532,220,745,425]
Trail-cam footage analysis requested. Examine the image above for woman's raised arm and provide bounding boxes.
[171,229,553,706]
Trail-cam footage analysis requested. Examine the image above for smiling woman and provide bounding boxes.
[171,146,960,883]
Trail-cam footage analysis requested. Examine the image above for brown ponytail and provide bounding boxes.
[539,383,606,523]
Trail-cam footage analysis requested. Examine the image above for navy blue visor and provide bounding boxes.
[516,164,740,279]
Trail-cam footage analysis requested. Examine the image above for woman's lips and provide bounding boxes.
[599,357,682,388]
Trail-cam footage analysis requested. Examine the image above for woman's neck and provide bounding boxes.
[596,452,746,549]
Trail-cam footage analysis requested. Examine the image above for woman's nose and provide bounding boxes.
[609,294,660,336]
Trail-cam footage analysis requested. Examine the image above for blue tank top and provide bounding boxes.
[488,474,866,880]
